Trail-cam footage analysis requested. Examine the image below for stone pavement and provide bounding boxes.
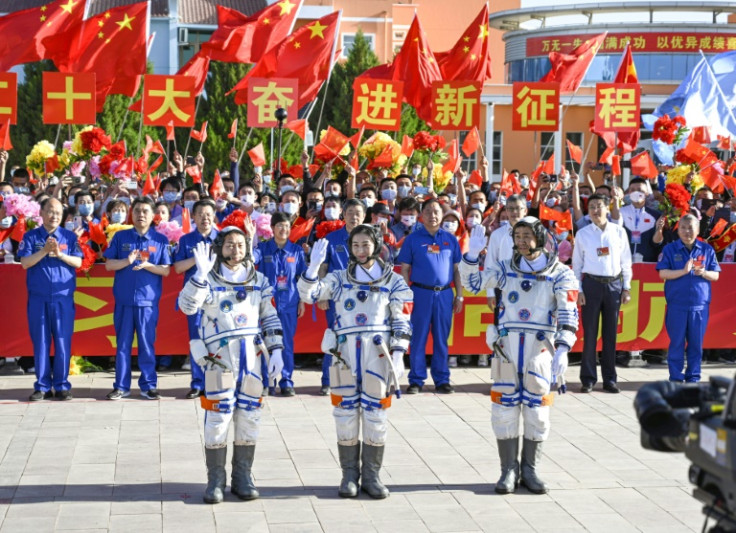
[0,360,732,533]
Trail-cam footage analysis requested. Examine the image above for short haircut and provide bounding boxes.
[270,211,292,227]
[279,189,301,203]
[106,199,128,214]
[74,189,94,204]
[596,184,612,194]
[160,176,182,192]
[192,199,216,216]
[421,198,442,212]
[398,197,420,212]
[343,198,366,213]
[324,195,342,207]
[131,196,155,212]
[587,193,609,205]
[628,177,648,187]
[680,213,699,226]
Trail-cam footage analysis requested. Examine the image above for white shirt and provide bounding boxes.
[220,264,250,283]
[572,220,632,290]
[483,223,513,297]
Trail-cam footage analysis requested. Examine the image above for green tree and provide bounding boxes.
[13,61,58,168]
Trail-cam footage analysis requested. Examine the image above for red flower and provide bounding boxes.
[98,153,116,175]
[220,210,249,232]
[79,127,112,154]
[664,183,691,213]
[316,219,345,239]
[108,140,126,160]
[76,239,98,275]
[653,114,688,145]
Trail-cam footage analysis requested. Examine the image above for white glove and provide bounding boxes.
[268,349,284,382]
[306,238,328,278]
[552,346,569,379]
[467,224,487,261]
[391,350,405,380]
[192,241,216,283]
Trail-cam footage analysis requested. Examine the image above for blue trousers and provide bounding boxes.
[114,304,159,392]
[186,312,205,390]
[665,306,708,383]
[408,287,453,387]
[279,306,298,389]
[27,297,75,392]
[322,304,335,386]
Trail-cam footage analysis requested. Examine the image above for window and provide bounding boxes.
[540,132,554,161]
[341,33,375,59]
[565,132,583,171]
[492,131,502,176]
[459,130,480,171]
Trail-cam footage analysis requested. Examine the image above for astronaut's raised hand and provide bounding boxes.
[552,346,569,380]
[391,350,405,380]
[268,349,284,382]
[467,224,487,261]
[306,238,328,278]
[193,241,216,282]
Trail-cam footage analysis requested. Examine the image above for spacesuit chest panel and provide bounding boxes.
[499,274,557,331]
[203,284,262,339]
[334,284,392,334]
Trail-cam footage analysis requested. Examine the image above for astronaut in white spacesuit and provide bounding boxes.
[178,226,284,504]
[460,217,578,495]
[298,224,413,499]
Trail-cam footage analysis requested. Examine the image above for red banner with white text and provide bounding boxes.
[2,264,736,356]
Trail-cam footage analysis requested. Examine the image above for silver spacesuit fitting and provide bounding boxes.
[460,217,578,495]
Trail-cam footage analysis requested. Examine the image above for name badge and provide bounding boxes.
[427,244,440,254]
[631,231,641,244]
[276,275,288,291]
[122,243,132,252]
[597,247,610,257]
[148,245,156,253]
[264,255,273,263]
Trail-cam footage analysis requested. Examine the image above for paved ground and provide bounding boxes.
[0,359,731,533]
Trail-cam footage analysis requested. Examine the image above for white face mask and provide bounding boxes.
[324,207,340,221]
[630,191,646,204]
[466,217,481,229]
[519,177,530,188]
[215,199,227,209]
[401,215,416,226]
[280,185,294,194]
[265,202,277,214]
[442,221,458,233]
[472,202,486,211]
[361,197,375,209]
[254,166,262,174]
[545,198,558,208]
[412,167,421,176]
[240,194,255,207]
[281,203,298,216]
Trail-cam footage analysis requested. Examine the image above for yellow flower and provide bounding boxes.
[319,129,350,155]
[105,223,133,244]
[25,140,57,175]
[71,126,93,155]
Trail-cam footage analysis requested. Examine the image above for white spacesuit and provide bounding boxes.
[178,227,283,504]
[298,224,412,499]
[460,218,578,495]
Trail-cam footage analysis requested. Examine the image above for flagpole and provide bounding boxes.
[184,93,203,159]
[53,124,62,150]
[698,49,736,131]
[310,10,343,161]
[580,133,596,174]
[117,97,134,142]
[237,127,254,165]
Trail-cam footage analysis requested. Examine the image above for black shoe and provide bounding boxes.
[405,384,422,394]
[602,382,620,394]
[141,389,161,400]
[319,385,330,396]
[185,388,203,399]
[106,389,130,400]
[55,390,73,401]
[29,390,52,401]
[436,383,455,394]
[579,384,593,393]
[281,387,295,397]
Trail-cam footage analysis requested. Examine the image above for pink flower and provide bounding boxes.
[88,156,101,179]
[69,161,86,176]
[155,220,185,244]
[3,193,40,218]
[63,140,74,153]
[255,214,273,240]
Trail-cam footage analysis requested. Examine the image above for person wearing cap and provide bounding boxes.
[397,198,463,394]
[370,202,397,253]
[173,199,219,399]
[254,212,307,396]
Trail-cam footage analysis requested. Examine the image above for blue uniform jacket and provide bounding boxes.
[324,226,349,273]
[255,239,307,310]
[103,227,172,306]
[396,225,461,287]
[656,239,720,309]
[18,225,83,301]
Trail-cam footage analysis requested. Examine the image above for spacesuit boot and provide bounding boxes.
[337,443,361,498]
[361,443,389,499]
[520,438,548,494]
[203,447,227,504]
[494,439,520,494]
[231,445,259,500]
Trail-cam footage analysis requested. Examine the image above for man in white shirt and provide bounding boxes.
[572,194,633,393]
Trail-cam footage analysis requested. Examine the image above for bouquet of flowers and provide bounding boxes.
[665,164,705,194]
[652,115,689,145]
[427,165,454,194]
[75,235,98,276]
[155,220,185,245]
[316,219,345,239]
[254,213,273,241]
[70,126,112,158]
[412,131,446,153]
[358,132,407,176]
[660,182,691,226]
[26,140,68,176]
[2,193,40,222]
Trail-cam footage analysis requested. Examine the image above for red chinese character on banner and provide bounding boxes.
[352,78,403,131]
[512,82,559,131]
[431,81,481,130]
[247,77,299,128]
[594,83,640,132]
[42,72,96,125]
[0,73,17,124]
[143,75,196,127]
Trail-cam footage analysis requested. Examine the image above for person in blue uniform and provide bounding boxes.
[18,198,83,401]
[173,198,218,399]
[254,212,307,396]
[104,196,171,400]
[397,199,463,394]
[656,214,720,383]
[316,198,367,395]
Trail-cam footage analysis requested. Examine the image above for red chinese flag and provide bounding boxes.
[248,143,267,167]
[630,151,658,179]
[367,146,395,170]
[539,204,563,222]
[185,165,202,184]
[499,169,513,196]
[319,126,350,156]
[149,156,164,173]
[566,139,582,164]
[287,164,304,179]
[144,75,196,128]
[201,2,303,64]
[717,135,733,150]
[710,218,728,239]
[442,139,461,174]
[0,120,12,151]
[181,205,192,234]
[151,139,166,155]
[142,172,156,196]
[556,210,573,233]
[42,72,96,125]
[286,119,306,140]
[190,121,208,143]
[540,33,606,93]
[349,126,365,149]
[469,170,483,188]
[401,135,414,157]
[42,2,148,111]
[228,119,238,139]
[210,169,225,198]
[435,4,492,83]
[611,155,621,176]
[599,146,615,165]
[229,11,340,108]
[542,154,555,175]
[359,15,442,123]
[165,121,175,141]
[462,127,480,158]
[0,0,84,72]
[679,138,718,167]
[691,126,711,144]
[177,52,210,97]
[10,215,25,243]
[289,217,315,243]
[0,73,18,125]
[614,43,639,84]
